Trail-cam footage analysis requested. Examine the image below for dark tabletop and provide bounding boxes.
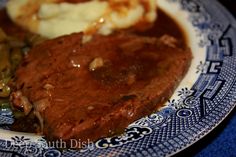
[218,0,236,17]
[174,0,236,157]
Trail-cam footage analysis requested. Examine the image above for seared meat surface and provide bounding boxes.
[11,32,192,145]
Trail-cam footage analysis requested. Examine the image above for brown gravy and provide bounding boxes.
[0,9,30,40]
[137,10,186,47]
[0,9,185,45]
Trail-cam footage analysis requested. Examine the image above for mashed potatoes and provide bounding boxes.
[7,0,157,38]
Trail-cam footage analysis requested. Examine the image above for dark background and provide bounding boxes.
[219,0,236,17]
[174,0,236,157]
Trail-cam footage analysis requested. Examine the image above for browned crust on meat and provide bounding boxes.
[11,32,192,146]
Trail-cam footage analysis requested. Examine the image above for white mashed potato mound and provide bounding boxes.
[7,0,157,38]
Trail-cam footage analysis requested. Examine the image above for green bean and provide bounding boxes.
[0,77,11,97]
[0,85,11,97]
[0,28,27,118]
[10,48,23,71]
[0,43,11,78]
[0,99,11,110]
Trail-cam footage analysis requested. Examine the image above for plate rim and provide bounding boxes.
[0,0,236,156]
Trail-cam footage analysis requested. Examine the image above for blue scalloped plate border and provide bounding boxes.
[1,0,236,156]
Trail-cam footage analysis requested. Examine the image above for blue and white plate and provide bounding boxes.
[1,0,236,156]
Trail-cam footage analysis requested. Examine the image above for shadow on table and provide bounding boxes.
[173,107,236,157]
[218,0,236,17]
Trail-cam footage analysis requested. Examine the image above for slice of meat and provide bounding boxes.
[11,32,192,146]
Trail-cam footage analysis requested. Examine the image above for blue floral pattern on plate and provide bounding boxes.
[1,0,236,156]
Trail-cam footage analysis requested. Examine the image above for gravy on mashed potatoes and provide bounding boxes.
[6,0,157,38]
